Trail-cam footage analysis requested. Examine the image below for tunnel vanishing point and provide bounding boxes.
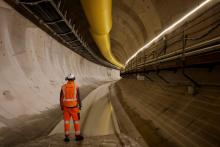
[0,0,220,147]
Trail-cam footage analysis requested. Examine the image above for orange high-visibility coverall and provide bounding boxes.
[60,81,81,136]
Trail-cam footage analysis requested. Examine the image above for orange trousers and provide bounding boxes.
[63,107,80,136]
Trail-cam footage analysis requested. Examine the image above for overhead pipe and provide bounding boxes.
[80,0,124,69]
[17,0,118,68]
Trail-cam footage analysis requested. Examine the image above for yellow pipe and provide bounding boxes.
[91,33,122,67]
[80,0,124,69]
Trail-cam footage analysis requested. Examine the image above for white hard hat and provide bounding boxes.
[65,73,75,80]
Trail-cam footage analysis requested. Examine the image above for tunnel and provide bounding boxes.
[0,0,220,146]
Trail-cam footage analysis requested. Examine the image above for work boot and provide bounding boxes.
[64,136,70,142]
[75,135,84,141]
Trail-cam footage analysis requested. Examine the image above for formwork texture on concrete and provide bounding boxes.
[114,79,220,147]
[109,83,149,147]
[0,1,119,146]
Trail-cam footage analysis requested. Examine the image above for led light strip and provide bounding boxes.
[125,0,213,66]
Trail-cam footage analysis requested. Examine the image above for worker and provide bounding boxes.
[60,73,84,142]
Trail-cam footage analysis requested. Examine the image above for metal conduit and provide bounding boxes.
[122,3,220,74]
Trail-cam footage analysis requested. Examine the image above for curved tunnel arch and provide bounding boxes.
[113,0,148,42]
[1,0,220,147]
[111,0,162,64]
[111,39,128,63]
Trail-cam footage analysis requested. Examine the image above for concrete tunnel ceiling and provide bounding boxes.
[5,0,205,68]
[1,0,220,146]
[110,0,203,64]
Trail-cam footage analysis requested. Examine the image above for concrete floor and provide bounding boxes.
[14,83,141,147]
[50,83,118,136]
[0,82,112,147]
[14,133,143,147]
[1,1,220,147]
[15,134,124,147]
[0,2,120,146]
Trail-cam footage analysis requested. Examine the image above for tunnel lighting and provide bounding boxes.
[125,0,213,66]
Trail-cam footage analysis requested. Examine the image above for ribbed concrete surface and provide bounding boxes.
[1,1,220,147]
[14,83,141,147]
[109,83,149,147]
[114,79,220,147]
[111,0,206,64]
[0,2,119,146]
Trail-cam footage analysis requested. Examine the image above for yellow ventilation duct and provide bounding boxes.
[80,0,124,69]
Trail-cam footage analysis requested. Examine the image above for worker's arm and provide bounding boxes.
[76,87,82,110]
[60,89,64,111]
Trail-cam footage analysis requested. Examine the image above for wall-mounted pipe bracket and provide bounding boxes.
[156,72,170,84]
[144,74,153,82]
[182,69,200,87]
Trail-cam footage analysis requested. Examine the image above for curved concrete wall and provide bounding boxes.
[0,1,119,129]
[111,0,205,64]
[114,79,220,147]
